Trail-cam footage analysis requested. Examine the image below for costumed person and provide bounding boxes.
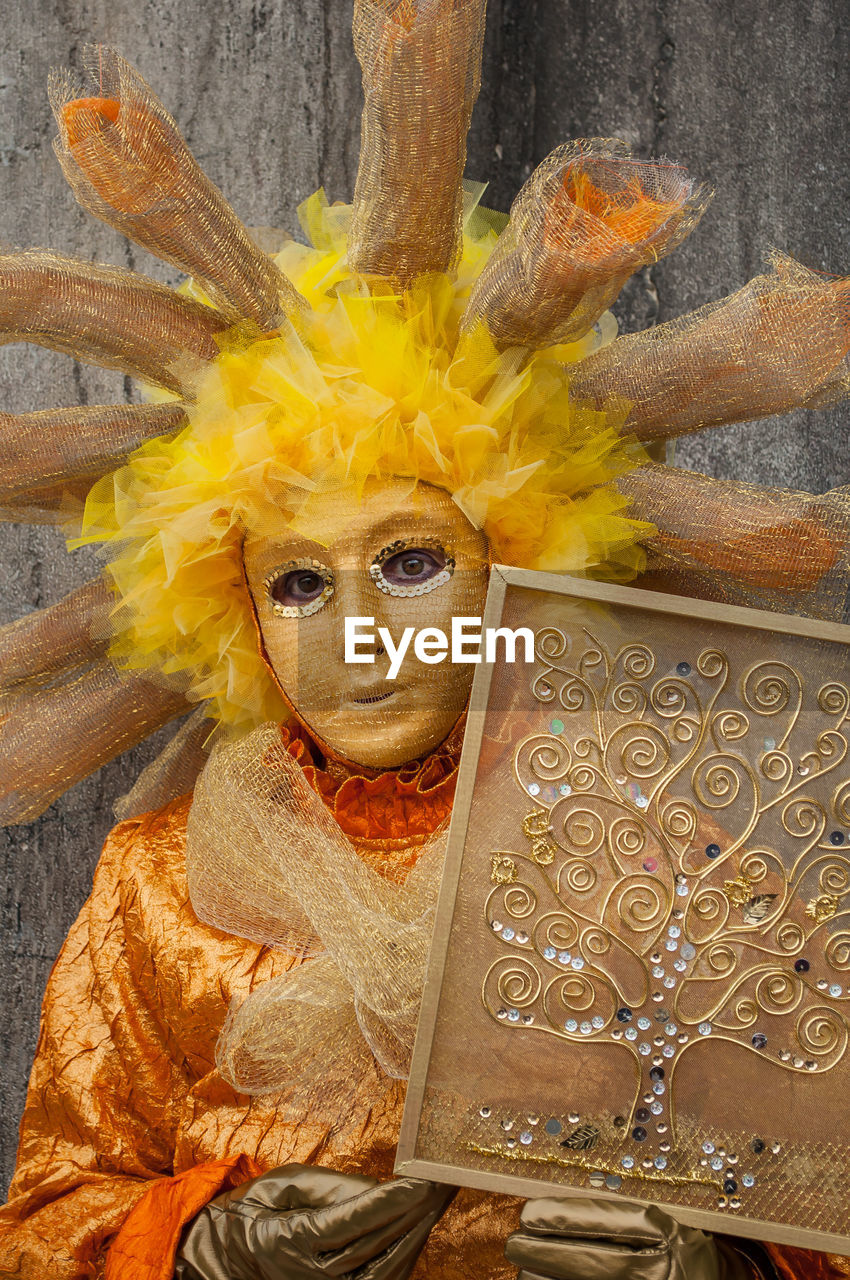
[1,4,849,1278]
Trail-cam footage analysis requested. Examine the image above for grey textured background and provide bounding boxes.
[0,0,847,1192]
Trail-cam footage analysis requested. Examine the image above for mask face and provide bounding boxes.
[242,479,490,768]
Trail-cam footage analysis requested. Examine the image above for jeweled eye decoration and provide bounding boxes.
[264,559,335,617]
[370,538,455,598]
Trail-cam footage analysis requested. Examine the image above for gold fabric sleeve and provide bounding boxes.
[0,250,230,394]
[0,402,186,518]
[568,255,850,441]
[0,795,521,1278]
[347,0,487,283]
[50,46,304,330]
[0,810,189,1278]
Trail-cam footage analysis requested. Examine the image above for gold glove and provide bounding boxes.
[174,1164,455,1280]
[505,1196,756,1280]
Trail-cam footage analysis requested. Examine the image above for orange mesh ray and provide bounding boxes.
[462,138,712,350]
[347,0,487,283]
[622,462,850,619]
[0,578,112,686]
[0,250,230,394]
[569,255,850,441]
[0,660,189,826]
[51,46,305,330]
[0,402,186,515]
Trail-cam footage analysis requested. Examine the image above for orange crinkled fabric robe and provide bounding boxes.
[0,724,848,1280]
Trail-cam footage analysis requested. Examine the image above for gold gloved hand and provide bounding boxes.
[174,1164,455,1280]
[505,1196,755,1280]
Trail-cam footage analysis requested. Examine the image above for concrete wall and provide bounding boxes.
[0,0,847,1189]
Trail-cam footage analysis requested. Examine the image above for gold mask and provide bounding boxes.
[243,479,490,768]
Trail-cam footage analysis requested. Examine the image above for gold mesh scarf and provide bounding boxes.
[186,723,448,1110]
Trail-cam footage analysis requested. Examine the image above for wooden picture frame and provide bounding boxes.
[397,567,850,1253]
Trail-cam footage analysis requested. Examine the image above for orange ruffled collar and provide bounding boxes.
[277,719,461,845]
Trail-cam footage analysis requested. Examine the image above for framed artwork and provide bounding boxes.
[398,566,850,1252]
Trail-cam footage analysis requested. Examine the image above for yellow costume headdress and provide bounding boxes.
[1,0,849,823]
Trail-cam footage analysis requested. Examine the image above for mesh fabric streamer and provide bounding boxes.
[569,254,850,442]
[0,250,230,394]
[0,660,188,826]
[187,723,447,1110]
[113,707,218,822]
[0,478,101,524]
[623,463,850,620]
[51,46,305,331]
[0,577,111,685]
[462,138,712,350]
[347,0,487,283]
[0,402,187,513]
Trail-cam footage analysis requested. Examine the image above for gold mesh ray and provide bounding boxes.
[0,249,230,395]
[461,138,712,350]
[0,660,188,826]
[0,477,98,524]
[347,0,487,283]
[50,46,305,331]
[0,577,111,686]
[0,402,186,520]
[0,576,213,827]
[112,707,217,822]
[569,254,850,441]
[622,462,850,620]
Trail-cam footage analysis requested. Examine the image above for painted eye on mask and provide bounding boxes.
[370,538,455,598]
[263,559,335,617]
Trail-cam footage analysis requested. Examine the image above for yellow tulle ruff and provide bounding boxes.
[78,191,652,730]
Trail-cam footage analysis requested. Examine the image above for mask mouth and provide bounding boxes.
[351,689,396,706]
